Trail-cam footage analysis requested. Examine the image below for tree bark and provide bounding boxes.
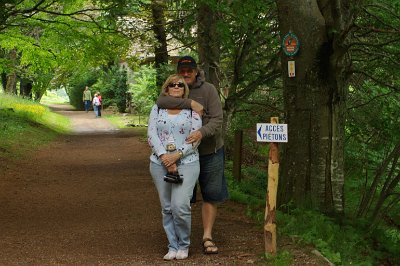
[20,78,33,99]
[197,1,220,89]
[5,49,18,95]
[5,73,17,94]
[1,72,7,90]
[34,91,44,102]
[277,0,353,213]
[151,0,168,87]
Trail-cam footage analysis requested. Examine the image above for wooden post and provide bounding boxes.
[233,130,243,182]
[264,117,280,255]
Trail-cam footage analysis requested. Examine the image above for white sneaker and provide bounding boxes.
[163,250,177,261]
[176,249,189,260]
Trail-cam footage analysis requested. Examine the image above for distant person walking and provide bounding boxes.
[92,93,101,118]
[96,92,102,117]
[82,86,92,112]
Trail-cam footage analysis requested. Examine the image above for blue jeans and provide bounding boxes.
[150,161,199,251]
[93,105,99,117]
[84,100,91,112]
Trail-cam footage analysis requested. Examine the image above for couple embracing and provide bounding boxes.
[147,56,229,260]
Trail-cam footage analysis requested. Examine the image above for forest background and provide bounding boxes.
[0,1,399,265]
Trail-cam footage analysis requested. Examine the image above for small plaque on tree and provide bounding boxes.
[282,31,300,57]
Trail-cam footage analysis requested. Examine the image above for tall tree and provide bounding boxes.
[5,49,17,94]
[197,0,220,88]
[151,0,168,87]
[276,0,356,213]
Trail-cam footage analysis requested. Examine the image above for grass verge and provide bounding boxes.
[103,112,148,128]
[0,94,70,159]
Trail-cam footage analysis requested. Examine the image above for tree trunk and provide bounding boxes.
[151,0,168,87]
[20,78,33,99]
[6,73,17,94]
[34,90,44,102]
[277,0,353,213]
[5,49,18,94]
[1,72,7,90]
[197,2,220,89]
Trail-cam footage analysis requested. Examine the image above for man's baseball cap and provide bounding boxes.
[177,56,197,70]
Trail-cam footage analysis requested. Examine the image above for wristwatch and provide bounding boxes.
[178,150,183,158]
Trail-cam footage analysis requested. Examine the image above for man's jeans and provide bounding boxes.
[150,161,199,251]
[84,100,91,112]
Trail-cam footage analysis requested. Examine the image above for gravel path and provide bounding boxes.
[0,105,329,265]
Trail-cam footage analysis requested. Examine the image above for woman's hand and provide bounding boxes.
[160,152,181,167]
[191,100,204,116]
[166,164,177,173]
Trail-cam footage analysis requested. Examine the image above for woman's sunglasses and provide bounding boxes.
[168,82,185,88]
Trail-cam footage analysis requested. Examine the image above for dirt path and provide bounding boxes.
[0,106,328,265]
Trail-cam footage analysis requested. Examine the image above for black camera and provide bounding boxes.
[164,172,183,184]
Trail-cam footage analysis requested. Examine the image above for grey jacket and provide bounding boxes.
[156,71,223,155]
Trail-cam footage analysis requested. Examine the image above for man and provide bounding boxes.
[156,56,228,254]
[82,86,92,112]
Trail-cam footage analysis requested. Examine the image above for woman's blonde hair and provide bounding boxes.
[161,74,189,99]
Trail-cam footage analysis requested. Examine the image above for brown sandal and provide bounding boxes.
[202,238,219,254]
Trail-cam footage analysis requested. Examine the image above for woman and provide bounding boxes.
[92,93,100,118]
[96,91,102,117]
[148,74,202,260]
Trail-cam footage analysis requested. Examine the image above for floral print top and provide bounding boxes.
[147,104,202,165]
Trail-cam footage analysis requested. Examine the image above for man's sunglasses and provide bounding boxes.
[168,82,185,88]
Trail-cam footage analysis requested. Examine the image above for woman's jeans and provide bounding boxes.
[150,161,199,251]
[93,105,99,117]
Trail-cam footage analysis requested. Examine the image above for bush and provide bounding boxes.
[129,64,158,116]
[65,69,99,110]
[93,65,129,112]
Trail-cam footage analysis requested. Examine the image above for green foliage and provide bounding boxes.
[0,0,130,97]
[91,68,114,108]
[346,3,400,229]
[94,65,129,112]
[346,81,400,227]
[113,68,129,112]
[276,207,400,265]
[40,88,70,105]
[371,226,400,262]
[224,90,284,165]
[238,166,267,202]
[129,64,158,116]
[278,209,351,265]
[264,250,293,266]
[65,68,99,109]
[225,161,266,224]
[226,157,399,265]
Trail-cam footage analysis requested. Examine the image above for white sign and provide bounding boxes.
[257,123,288,142]
[288,61,295,77]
